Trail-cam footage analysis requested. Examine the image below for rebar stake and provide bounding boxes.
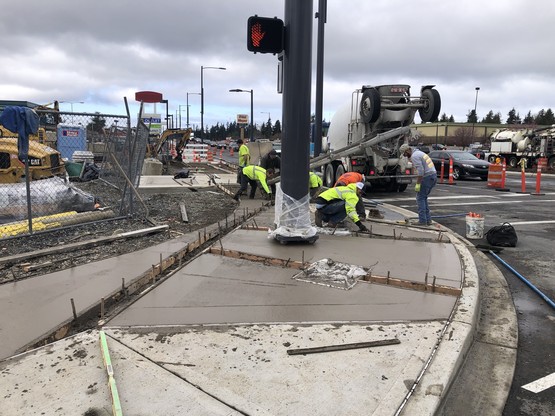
[70,298,77,320]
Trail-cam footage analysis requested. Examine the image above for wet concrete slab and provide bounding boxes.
[0,235,190,360]
[220,229,462,287]
[139,173,237,190]
[109,253,457,327]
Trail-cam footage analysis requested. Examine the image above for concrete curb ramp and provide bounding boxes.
[0,201,487,415]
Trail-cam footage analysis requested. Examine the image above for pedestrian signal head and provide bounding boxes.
[247,16,284,54]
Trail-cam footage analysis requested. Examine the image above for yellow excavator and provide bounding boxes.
[146,128,192,161]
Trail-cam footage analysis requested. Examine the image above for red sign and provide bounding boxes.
[135,91,163,103]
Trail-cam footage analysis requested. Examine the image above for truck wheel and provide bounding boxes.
[548,157,555,170]
[359,88,381,124]
[488,155,497,163]
[324,164,336,187]
[334,164,345,183]
[508,156,518,168]
[418,88,441,122]
[398,184,408,192]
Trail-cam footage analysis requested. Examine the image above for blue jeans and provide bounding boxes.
[318,201,347,224]
[416,175,437,224]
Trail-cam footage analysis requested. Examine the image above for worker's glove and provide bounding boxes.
[414,183,421,192]
[355,221,368,232]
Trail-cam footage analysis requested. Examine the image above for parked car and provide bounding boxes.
[469,148,486,160]
[431,143,446,150]
[417,145,431,154]
[428,150,490,180]
[272,141,282,155]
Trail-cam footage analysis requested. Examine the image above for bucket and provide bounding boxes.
[466,215,485,239]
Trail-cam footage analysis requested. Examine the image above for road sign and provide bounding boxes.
[237,114,249,125]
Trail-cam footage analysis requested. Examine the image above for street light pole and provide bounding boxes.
[200,66,226,143]
[186,92,201,129]
[471,86,480,141]
[229,89,254,142]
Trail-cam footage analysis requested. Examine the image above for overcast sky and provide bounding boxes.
[2,0,554,129]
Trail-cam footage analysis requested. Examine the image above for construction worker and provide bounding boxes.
[233,165,271,201]
[334,171,366,220]
[237,138,251,184]
[309,171,323,198]
[313,182,369,232]
[259,149,281,195]
[400,143,437,226]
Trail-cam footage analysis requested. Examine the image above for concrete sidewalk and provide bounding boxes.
[0,197,498,415]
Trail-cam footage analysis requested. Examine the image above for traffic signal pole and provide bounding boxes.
[281,0,313,201]
[274,0,317,243]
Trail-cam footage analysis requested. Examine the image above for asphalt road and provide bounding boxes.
[372,171,555,416]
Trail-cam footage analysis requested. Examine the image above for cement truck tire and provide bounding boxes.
[488,155,497,163]
[360,88,381,124]
[508,156,518,168]
[398,184,408,192]
[418,88,441,122]
[334,164,345,183]
[324,164,336,187]
[548,156,555,170]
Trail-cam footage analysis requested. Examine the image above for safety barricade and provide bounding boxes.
[487,162,509,191]
[182,144,209,163]
[532,157,547,196]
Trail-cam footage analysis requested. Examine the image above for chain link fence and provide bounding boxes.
[0,107,149,239]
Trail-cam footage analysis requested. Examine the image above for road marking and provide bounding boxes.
[380,195,498,203]
[429,199,555,207]
[522,372,555,393]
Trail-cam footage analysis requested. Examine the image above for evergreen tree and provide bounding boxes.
[523,111,535,125]
[482,110,502,124]
[466,109,477,123]
[448,115,455,123]
[506,108,521,124]
[272,120,282,135]
[536,108,555,125]
[88,112,106,133]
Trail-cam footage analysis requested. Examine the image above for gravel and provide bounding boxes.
[0,164,239,282]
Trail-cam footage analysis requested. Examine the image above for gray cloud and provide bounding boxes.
[1,0,553,127]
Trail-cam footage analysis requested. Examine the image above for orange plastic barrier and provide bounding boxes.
[207,150,214,162]
[487,164,504,189]
[532,158,547,195]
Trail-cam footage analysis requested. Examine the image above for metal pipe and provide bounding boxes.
[489,250,555,310]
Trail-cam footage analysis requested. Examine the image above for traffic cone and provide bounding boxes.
[207,150,214,163]
[448,157,454,185]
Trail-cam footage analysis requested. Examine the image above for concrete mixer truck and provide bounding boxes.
[313,84,441,192]
[488,126,555,169]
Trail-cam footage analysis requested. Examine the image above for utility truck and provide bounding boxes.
[314,84,441,191]
[488,126,555,169]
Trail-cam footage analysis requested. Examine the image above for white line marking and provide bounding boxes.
[522,372,555,393]
[430,199,555,207]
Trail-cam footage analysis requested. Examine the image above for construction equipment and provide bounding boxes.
[146,128,192,161]
[488,126,555,169]
[317,84,441,192]
[0,137,65,183]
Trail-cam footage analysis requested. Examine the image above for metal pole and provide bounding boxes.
[250,89,254,142]
[314,0,327,158]
[282,0,313,201]
[471,87,480,141]
[200,66,204,142]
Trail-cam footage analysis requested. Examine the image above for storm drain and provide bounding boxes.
[293,258,368,290]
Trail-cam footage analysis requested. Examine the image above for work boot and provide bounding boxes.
[233,194,240,202]
[315,210,323,227]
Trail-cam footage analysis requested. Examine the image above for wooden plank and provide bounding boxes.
[208,247,305,269]
[0,225,169,266]
[179,202,189,223]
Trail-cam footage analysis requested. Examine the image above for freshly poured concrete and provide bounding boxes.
[0,196,481,415]
[109,253,457,327]
[0,235,192,360]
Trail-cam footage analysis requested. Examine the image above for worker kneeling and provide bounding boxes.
[233,165,271,201]
[314,182,368,232]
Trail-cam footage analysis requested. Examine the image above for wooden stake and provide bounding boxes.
[70,298,77,320]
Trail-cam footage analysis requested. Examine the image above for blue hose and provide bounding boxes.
[489,250,555,310]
